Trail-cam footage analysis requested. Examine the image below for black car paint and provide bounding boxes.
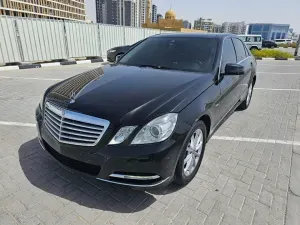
[107,45,131,62]
[36,33,256,188]
[262,40,277,48]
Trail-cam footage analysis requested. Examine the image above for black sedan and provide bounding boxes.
[107,40,144,62]
[107,45,131,62]
[36,33,256,188]
[262,40,277,48]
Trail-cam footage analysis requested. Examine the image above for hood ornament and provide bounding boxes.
[70,91,76,104]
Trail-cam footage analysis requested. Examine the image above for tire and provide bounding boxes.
[174,120,207,186]
[250,46,258,51]
[238,79,254,110]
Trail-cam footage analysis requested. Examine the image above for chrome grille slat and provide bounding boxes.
[60,130,99,139]
[44,114,61,128]
[60,134,95,142]
[44,118,60,132]
[45,122,59,138]
[62,124,102,135]
[45,109,61,121]
[44,102,110,146]
[62,120,104,131]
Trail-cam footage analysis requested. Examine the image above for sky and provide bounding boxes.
[86,0,300,32]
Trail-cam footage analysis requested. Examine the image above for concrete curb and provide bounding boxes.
[255,57,300,61]
[0,58,108,71]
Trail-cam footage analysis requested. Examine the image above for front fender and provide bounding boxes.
[178,84,220,134]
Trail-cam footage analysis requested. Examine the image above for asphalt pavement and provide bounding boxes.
[0,61,300,225]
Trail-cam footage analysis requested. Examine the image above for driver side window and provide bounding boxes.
[221,38,237,73]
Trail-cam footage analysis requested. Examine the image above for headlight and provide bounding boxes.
[109,126,137,145]
[131,113,178,145]
[108,49,116,53]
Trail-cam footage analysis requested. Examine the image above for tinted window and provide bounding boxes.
[119,37,218,72]
[244,45,250,56]
[221,38,236,72]
[119,37,218,73]
[232,38,247,62]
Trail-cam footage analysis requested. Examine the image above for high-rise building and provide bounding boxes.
[139,0,152,26]
[194,18,213,32]
[156,13,163,22]
[247,23,290,40]
[213,24,222,33]
[0,0,86,21]
[152,4,157,23]
[222,22,246,35]
[124,0,137,26]
[96,0,137,26]
[182,20,191,29]
[96,0,120,25]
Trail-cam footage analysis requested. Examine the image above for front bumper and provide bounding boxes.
[36,106,190,188]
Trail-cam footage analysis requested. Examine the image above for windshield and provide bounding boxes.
[118,37,218,73]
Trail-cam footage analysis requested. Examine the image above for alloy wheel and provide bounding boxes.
[183,128,203,176]
[246,83,253,106]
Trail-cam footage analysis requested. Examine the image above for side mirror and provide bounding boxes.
[225,63,245,75]
[115,54,124,63]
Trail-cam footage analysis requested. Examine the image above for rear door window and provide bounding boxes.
[221,38,237,72]
[232,38,247,62]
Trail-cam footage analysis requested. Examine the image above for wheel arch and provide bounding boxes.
[197,114,211,137]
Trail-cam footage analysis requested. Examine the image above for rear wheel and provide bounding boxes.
[174,121,207,186]
[238,80,253,110]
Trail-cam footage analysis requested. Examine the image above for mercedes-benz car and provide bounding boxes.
[36,33,256,188]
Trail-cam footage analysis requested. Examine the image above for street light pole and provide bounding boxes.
[294,35,300,57]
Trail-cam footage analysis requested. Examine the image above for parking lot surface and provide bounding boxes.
[0,61,300,225]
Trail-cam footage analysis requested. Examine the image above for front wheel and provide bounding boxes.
[238,81,253,110]
[174,121,207,186]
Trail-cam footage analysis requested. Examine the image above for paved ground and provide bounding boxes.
[0,61,300,225]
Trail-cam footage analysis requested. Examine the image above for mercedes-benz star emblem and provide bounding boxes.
[70,91,76,104]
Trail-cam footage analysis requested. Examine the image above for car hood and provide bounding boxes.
[110,45,130,51]
[46,65,214,126]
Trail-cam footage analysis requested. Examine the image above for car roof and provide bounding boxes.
[151,33,238,40]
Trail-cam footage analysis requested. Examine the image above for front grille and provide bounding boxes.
[44,102,109,146]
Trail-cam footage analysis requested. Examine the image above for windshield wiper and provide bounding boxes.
[137,64,173,70]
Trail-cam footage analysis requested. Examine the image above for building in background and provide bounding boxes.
[142,7,206,33]
[0,0,86,20]
[222,22,246,35]
[213,24,222,33]
[139,0,152,26]
[96,0,138,26]
[124,0,137,26]
[194,18,213,32]
[156,13,163,22]
[183,20,192,29]
[247,23,290,40]
[152,4,157,23]
[96,0,120,25]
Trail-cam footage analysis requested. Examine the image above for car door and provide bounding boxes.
[216,37,240,121]
[232,37,252,101]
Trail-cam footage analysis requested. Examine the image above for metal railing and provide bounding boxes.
[0,16,177,64]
